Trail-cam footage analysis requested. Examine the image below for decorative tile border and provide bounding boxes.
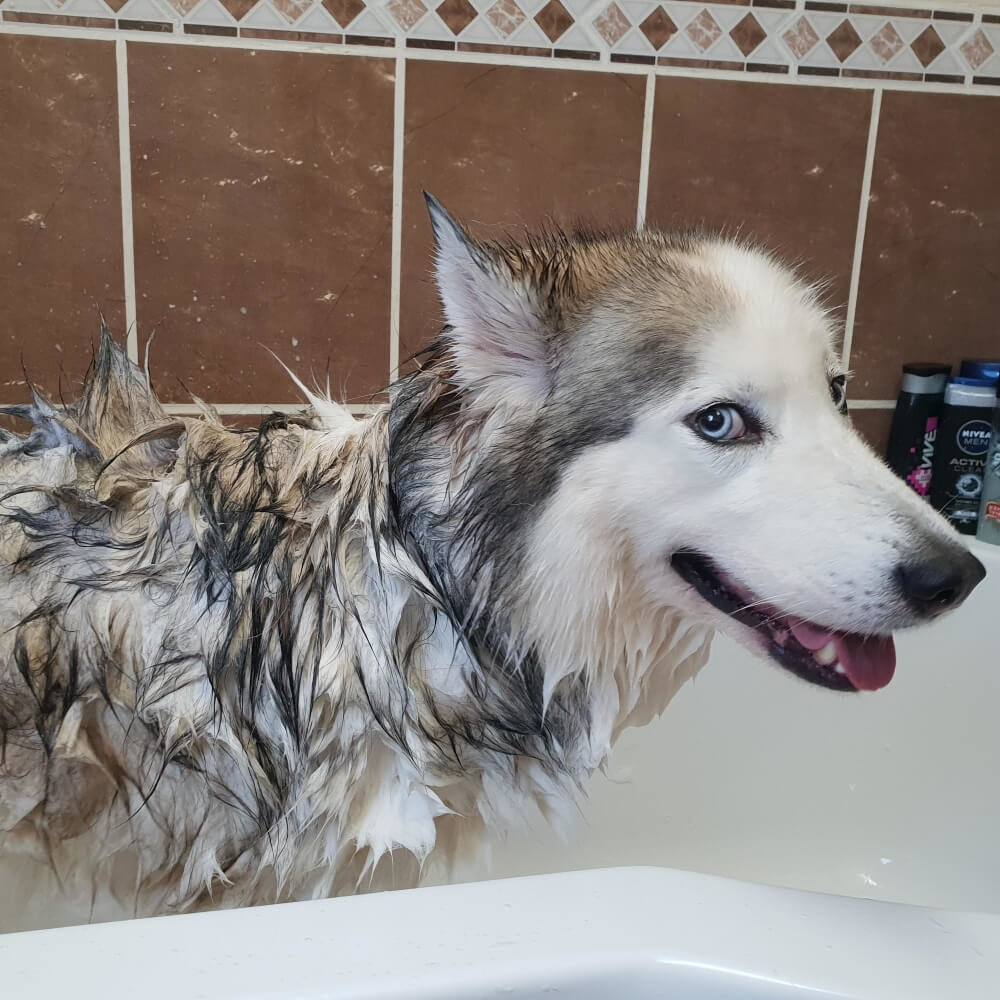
[2,0,1000,88]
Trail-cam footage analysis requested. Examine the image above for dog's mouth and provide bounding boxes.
[670,552,896,692]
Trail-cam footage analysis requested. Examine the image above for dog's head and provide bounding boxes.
[408,196,984,700]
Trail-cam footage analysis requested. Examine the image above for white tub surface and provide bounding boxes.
[2,866,998,999]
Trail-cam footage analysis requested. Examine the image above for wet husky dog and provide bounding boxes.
[0,197,984,925]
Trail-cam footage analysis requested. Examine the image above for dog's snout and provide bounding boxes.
[897,549,986,617]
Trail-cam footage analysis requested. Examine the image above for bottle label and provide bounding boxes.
[958,420,992,456]
[905,416,938,496]
[954,471,983,499]
[931,407,994,533]
[986,502,1000,523]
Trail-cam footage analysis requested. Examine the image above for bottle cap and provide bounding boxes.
[959,360,1000,383]
[900,363,950,395]
[944,377,997,408]
[902,363,951,377]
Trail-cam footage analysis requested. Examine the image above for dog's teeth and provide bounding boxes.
[834,662,846,675]
[813,641,837,666]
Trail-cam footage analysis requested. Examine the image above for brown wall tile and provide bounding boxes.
[850,407,892,456]
[400,63,645,360]
[851,91,1000,399]
[647,78,873,339]
[0,36,124,402]
[129,43,394,403]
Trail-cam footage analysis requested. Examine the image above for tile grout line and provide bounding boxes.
[636,72,655,230]
[163,402,381,415]
[389,48,405,384]
[115,37,138,363]
[0,23,998,98]
[156,399,896,413]
[841,87,882,375]
[0,398,891,413]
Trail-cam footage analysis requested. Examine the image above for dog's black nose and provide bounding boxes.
[897,550,986,616]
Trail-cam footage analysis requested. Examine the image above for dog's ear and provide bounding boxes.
[425,193,550,405]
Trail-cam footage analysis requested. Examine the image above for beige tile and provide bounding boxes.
[400,62,645,362]
[852,91,1000,397]
[647,77,873,343]
[0,35,124,402]
[129,43,394,404]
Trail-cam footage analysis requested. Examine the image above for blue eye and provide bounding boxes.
[692,404,747,442]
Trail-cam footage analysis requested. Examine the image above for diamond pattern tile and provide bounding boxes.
[960,29,994,70]
[486,0,526,37]
[686,9,721,52]
[593,2,630,46]
[322,0,364,27]
[273,0,312,21]
[783,16,819,59]
[730,12,765,57]
[640,7,677,51]
[220,0,255,19]
[826,19,862,62]
[870,22,904,63]
[3,0,996,97]
[437,0,476,33]
[534,0,573,42]
[387,0,427,30]
[910,24,945,67]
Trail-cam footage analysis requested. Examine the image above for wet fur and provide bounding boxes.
[0,208,973,928]
[0,329,708,923]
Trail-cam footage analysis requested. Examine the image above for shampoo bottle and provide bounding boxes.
[930,377,996,534]
[885,363,951,498]
[976,385,1000,546]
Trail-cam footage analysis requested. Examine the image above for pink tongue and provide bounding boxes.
[789,622,896,692]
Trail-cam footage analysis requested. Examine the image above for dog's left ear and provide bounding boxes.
[425,193,550,405]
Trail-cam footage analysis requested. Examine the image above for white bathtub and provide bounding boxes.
[2,866,998,998]
[1,545,998,995]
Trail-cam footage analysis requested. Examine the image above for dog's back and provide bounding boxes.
[0,332,402,920]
